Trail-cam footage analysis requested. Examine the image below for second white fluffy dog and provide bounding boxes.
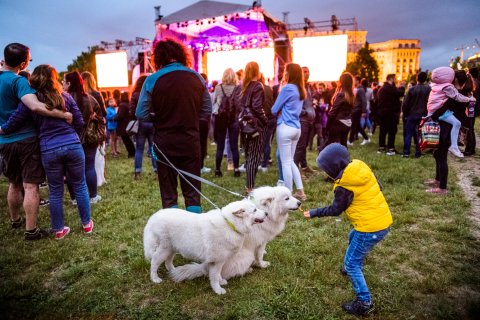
[143,199,267,295]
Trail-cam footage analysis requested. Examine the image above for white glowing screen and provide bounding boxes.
[292,35,348,82]
[95,51,129,88]
[207,48,275,81]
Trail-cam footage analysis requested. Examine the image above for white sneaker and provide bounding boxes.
[259,166,268,173]
[448,147,464,158]
[360,139,371,145]
[90,195,102,204]
[347,141,353,147]
[238,164,246,172]
[200,167,211,174]
[276,180,285,187]
[71,199,77,206]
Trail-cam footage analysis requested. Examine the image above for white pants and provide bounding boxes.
[276,123,303,191]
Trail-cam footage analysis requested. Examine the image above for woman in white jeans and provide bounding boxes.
[271,63,307,200]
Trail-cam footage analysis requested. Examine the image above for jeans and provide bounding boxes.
[135,121,157,173]
[403,114,422,156]
[261,117,277,167]
[344,228,390,302]
[42,143,91,231]
[294,121,312,168]
[277,123,303,191]
[214,116,240,170]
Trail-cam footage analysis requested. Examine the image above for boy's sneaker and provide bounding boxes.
[83,220,94,234]
[55,226,70,240]
[342,299,375,316]
[24,227,50,241]
[90,195,102,204]
[11,216,25,229]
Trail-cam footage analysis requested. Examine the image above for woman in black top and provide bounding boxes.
[326,72,354,147]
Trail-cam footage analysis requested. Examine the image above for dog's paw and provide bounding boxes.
[151,276,163,283]
[214,287,227,295]
[258,260,271,268]
[220,279,228,286]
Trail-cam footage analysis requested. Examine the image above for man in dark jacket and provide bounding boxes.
[348,76,369,145]
[294,67,316,175]
[136,39,211,213]
[401,72,430,157]
[377,74,405,155]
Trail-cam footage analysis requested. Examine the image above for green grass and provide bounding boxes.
[1,135,480,319]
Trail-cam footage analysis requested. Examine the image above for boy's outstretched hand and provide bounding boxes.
[303,211,311,219]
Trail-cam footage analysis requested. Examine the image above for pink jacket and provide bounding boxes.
[427,66,473,115]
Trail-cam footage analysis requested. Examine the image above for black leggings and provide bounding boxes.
[434,121,452,189]
[214,115,240,170]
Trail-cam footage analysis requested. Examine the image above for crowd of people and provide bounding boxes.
[1,38,479,317]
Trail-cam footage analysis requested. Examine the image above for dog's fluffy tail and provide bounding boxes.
[169,262,208,282]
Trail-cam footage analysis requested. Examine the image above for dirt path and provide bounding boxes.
[451,132,480,238]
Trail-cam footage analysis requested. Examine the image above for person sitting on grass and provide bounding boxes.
[303,143,393,317]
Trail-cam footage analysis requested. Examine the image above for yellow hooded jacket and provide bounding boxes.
[334,159,393,232]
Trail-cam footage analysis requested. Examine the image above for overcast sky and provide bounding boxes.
[1,0,478,73]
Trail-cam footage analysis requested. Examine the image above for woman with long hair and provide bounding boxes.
[235,61,267,193]
[64,71,104,203]
[271,63,307,200]
[114,91,135,157]
[0,65,93,239]
[212,68,240,177]
[81,71,106,117]
[326,72,354,147]
[131,75,157,179]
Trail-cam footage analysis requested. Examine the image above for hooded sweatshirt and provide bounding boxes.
[427,66,473,115]
[310,143,393,232]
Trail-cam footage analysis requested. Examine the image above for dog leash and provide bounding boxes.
[151,143,246,209]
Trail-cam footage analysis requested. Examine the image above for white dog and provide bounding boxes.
[169,186,301,282]
[143,199,267,295]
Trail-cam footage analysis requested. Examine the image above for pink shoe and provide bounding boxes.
[83,220,94,234]
[55,226,70,240]
[425,188,448,195]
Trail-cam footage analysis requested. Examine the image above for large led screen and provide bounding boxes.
[292,35,348,82]
[95,51,129,88]
[207,48,275,81]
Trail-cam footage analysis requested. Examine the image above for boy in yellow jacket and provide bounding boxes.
[304,143,392,316]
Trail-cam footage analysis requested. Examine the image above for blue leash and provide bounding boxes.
[151,143,246,209]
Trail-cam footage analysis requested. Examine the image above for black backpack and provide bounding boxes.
[218,85,233,116]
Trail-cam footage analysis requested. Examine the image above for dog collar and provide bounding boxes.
[223,216,242,235]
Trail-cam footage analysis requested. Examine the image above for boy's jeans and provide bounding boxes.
[344,228,390,302]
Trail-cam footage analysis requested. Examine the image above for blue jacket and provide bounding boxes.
[106,106,118,130]
[1,93,84,152]
[271,84,302,129]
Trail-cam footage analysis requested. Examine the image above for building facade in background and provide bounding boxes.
[370,39,421,82]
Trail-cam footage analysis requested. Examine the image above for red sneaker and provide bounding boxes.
[55,227,70,240]
[83,220,94,234]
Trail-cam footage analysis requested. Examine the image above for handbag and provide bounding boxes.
[419,117,440,151]
[126,119,139,135]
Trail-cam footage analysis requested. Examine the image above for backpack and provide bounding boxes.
[217,85,233,116]
[238,90,260,138]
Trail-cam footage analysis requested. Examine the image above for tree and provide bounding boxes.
[450,56,467,71]
[66,46,99,77]
[345,42,379,82]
